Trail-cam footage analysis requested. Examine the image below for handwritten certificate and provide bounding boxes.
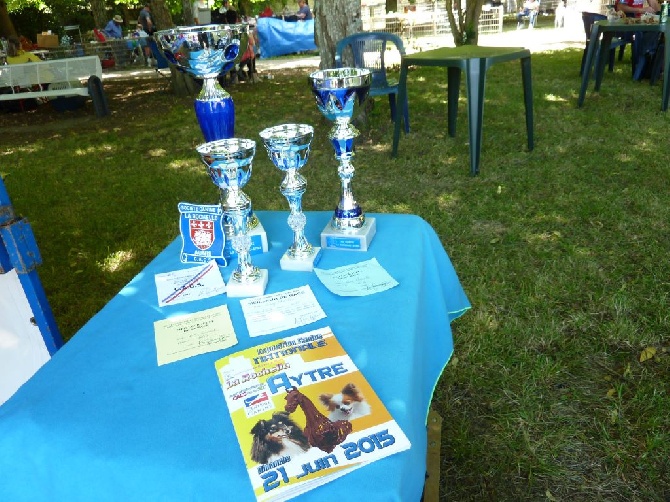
[239,285,326,338]
[314,258,399,296]
[155,261,226,307]
[154,304,237,366]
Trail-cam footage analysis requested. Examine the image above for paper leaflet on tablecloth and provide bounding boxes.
[214,326,411,502]
[154,304,237,366]
[239,285,326,337]
[155,260,226,307]
[314,258,399,297]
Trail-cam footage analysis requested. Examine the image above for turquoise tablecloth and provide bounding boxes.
[0,211,470,501]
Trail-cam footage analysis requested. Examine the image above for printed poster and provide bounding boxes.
[214,327,411,501]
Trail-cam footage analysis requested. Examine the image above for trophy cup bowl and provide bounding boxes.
[195,138,268,297]
[154,24,249,141]
[308,67,376,251]
[259,123,321,271]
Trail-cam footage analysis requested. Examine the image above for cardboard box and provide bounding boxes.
[37,34,59,48]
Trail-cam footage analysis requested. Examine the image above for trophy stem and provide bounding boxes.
[281,169,312,258]
[221,167,259,283]
[331,118,363,230]
[209,162,259,258]
[194,77,235,142]
[229,209,261,283]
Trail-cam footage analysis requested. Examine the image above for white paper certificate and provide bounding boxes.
[154,304,237,365]
[239,285,327,337]
[155,260,226,307]
[314,258,399,296]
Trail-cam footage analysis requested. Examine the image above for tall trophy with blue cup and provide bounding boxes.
[308,67,375,251]
[259,123,321,271]
[196,139,268,297]
[154,24,248,141]
[156,24,267,261]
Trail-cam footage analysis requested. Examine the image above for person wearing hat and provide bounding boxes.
[103,14,124,39]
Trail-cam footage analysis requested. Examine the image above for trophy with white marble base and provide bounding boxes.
[259,123,321,271]
[196,139,268,297]
[308,67,375,252]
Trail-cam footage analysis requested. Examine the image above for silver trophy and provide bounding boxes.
[154,24,248,142]
[308,67,376,251]
[156,25,267,261]
[259,124,321,271]
[196,139,268,297]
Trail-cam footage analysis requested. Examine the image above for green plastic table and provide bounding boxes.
[391,46,534,176]
[578,20,670,111]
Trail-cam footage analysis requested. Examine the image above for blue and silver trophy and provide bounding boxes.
[259,123,321,271]
[156,25,266,260]
[196,139,268,297]
[308,67,376,251]
[154,24,248,141]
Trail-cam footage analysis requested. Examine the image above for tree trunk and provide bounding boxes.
[313,0,362,69]
[150,0,175,31]
[90,0,108,31]
[0,1,17,39]
[238,0,253,17]
[182,0,194,25]
[170,66,199,96]
[445,0,483,45]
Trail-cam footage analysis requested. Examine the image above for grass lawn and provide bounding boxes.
[2,44,669,500]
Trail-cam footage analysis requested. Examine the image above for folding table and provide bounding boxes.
[0,211,470,501]
[578,20,670,111]
[391,45,534,176]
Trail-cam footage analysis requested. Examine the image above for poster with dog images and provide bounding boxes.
[214,326,411,502]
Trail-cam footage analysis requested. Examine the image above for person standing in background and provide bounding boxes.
[224,0,238,23]
[138,3,155,34]
[297,0,312,20]
[554,0,566,28]
[193,0,211,24]
[212,0,237,24]
[138,3,156,66]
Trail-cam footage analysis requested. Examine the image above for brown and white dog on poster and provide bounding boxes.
[250,411,310,464]
[319,383,371,422]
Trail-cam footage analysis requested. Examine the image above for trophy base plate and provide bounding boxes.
[280,247,322,272]
[227,269,269,298]
[320,217,376,252]
[224,221,269,261]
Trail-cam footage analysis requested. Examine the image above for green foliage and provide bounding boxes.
[7,0,93,34]
[6,0,277,31]
[7,0,185,20]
